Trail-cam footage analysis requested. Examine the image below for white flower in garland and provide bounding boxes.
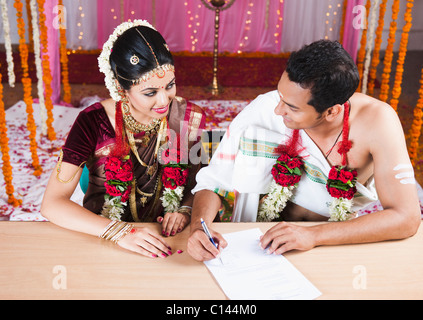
[98,19,156,101]
[160,186,184,214]
[328,198,355,222]
[102,197,127,221]
[29,0,46,135]
[0,0,15,87]
[257,181,295,222]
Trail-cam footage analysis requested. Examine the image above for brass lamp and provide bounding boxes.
[201,0,236,95]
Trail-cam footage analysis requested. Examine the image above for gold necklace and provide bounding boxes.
[121,99,161,135]
[125,117,167,178]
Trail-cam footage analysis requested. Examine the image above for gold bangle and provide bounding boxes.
[111,223,134,244]
[99,220,119,239]
[177,206,192,216]
[100,220,133,244]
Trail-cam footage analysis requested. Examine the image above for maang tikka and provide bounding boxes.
[116,28,175,85]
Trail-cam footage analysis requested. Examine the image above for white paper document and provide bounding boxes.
[204,228,321,300]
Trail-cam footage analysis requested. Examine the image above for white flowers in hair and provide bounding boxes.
[98,19,157,101]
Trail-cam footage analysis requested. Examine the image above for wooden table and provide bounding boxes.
[1,221,422,300]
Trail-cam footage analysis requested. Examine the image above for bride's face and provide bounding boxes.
[126,69,176,124]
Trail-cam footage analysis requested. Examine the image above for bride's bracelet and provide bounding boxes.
[100,220,134,244]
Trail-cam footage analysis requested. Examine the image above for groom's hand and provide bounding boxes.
[187,227,228,261]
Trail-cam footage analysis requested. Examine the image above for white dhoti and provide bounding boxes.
[192,91,379,222]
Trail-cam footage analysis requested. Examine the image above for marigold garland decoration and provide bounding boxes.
[361,0,380,95]
[58,0,71,104]
[367,0,388,96]
[356,0,371,92]
[379,0,400,102]
[14,0,42,176]
[408,67,423,166]
[0,64,22,207]
[389,0,414,112]
[339,0,348,45]
[37,0,56,141]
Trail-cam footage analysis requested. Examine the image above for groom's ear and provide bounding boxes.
[324,104,343,122]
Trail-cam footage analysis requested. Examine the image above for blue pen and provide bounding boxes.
[201,218,223,264]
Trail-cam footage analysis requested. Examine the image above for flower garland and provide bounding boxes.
[14,0,42,176]
[356,0,371,92]
[0,64,21,207]
[160,137,190,213]
[258,103,356,222]
[326,166,357,221]
[408,67,423,166]
[361,0,380,95]
[29,0,46,135]
[339,0,348,45]
[0,0,15,87]
[98,19,156,101]
[379,0,400,103]
[58,0,71,104]
[101,156,134,221]
[390,0,414,112]
[367,0,388,96]
[257,152,303,222]
[37,0,56,141]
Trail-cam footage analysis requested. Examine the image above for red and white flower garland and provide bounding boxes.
[160,137,190,213]
[101,156,134,221]
[258,102,357,222]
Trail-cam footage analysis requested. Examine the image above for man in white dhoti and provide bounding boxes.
[187,40,421,261]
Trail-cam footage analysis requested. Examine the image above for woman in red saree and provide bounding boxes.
[41,20,205,258]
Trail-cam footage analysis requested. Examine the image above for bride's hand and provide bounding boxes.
[157,211,190,237]
[117,227,172,258]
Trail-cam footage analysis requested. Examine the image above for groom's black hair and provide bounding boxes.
[286,40,359,113]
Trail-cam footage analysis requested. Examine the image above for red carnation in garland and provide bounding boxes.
[271,152,303,187]
[104,156,133,198]
[326,166,357,200]
[160,136,191,214]
[162,166,189,190]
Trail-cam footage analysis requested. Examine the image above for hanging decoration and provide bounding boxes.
[361,0,380,94]
[408,67,423,166]
[29,0,46,135]
[390,0,414,112]
[0,65,21,207]
[58,0,71,104]
[25,0,34,50]
[339,0,348,44]
[379,0,400,102]
[356,0,371,92]
[14,0,42,176]
[0,0,15,87]
[37,0,56,141]
[367,0,388,96]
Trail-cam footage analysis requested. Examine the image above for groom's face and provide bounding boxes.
[274,72,322,130]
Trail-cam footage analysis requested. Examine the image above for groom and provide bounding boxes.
[187,40,421,261]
